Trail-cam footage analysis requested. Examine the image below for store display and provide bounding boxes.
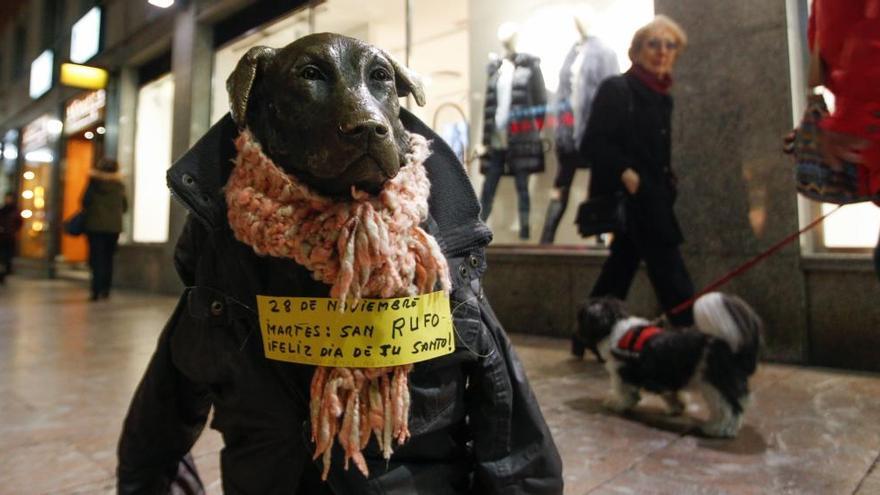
[541,13,619,244]
[479,22,547,240]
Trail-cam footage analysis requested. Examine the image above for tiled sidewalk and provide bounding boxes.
[0,278,877,494]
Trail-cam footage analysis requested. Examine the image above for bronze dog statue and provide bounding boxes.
[118,33,563,494]
[227,33,426,195]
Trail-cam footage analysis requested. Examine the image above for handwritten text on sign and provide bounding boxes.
[256,291,455,368]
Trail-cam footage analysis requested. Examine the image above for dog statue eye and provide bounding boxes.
[300,65,324,80]
[371,68,392,82]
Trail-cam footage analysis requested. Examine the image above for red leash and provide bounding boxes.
[669,205,843,315]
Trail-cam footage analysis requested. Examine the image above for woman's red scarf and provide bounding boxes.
[629,64,673,95]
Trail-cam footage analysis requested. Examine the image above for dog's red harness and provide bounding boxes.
[612,325,663,360]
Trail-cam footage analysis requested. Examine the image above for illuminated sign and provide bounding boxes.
[29,50,54,99]
[65,90,106,135]
[70,7,102,64]
[60,63,108,90]
[22,115,61,153]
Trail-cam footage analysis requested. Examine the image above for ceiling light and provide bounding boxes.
[23,171,35,180]
[84,131,94,139]
[96,126,106,135]
[148,0,175,8]
[21,209,33,219]
[21,190,33,200]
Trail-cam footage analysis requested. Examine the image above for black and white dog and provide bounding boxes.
[575,293,762,438]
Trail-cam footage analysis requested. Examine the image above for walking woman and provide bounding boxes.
[83,158,127,300]
[580,15,695,328]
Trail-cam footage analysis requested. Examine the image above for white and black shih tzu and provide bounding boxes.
[573,293,762,438]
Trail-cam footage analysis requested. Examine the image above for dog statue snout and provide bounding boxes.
[339,120,390,140]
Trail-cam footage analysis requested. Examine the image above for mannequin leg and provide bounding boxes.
[513,169,531,240]
[479,151,505,222]
[541,150,579,244]
[540,187,571,244]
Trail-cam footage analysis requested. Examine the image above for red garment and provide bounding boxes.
[808,0,880,192]
[628,65,673,95]
[612,325,663,360]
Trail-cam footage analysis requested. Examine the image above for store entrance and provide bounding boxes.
[60,89,107,267]
[60,136,96,264]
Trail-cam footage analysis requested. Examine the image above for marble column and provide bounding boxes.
[654,0,806,361]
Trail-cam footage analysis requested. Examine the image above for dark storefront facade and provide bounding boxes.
[0,0,877,371]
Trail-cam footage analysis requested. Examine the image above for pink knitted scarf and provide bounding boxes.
[226,129,450,301]
[225,129,451,479]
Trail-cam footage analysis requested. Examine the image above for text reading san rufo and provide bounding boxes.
[255,291,455,368]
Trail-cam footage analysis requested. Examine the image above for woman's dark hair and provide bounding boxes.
[96,158,120,173]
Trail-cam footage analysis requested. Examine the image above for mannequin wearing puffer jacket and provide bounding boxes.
[479,23,547,240]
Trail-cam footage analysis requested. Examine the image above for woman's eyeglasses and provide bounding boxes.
[645,38,679,51]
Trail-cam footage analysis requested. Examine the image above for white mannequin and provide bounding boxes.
[573,10,591,41]
[497,22,519,58]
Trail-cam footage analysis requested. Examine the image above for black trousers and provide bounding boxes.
[0,239,14,281]
[87,232,120,298]
[590,231,695,327]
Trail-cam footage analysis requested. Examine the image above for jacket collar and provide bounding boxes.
[167,109,492,257]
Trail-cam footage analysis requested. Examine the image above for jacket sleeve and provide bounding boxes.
[529,60,548,128]
[467,291,564,495]
[117,216,212,494]
[580,77,633,184]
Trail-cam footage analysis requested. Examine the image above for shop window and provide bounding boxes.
[822,203,880,249]
[132,74,174,243]
[208,0,654,247]
[465,1,652,245]
[19,115,63,260]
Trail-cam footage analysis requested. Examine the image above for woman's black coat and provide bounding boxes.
[581,72,683,246]
[116,111,563,495]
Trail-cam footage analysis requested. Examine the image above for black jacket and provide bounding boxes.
[481,53,547,175]
[83,173,128,234]
[581,72,683,245]
[116,110,563,495]
[0,204,21,242]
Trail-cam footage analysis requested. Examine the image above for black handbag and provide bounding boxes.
[574,192,627,238]
[63,210,87,236]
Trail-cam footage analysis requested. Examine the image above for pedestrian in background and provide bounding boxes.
[0,192,22,284]
[579,15,695,333]
[83,158,127,301]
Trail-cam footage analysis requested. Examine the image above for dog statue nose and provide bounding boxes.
[338,120,389,140]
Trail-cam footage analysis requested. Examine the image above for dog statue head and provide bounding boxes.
[574,297,628,362]
[227,33,426,197]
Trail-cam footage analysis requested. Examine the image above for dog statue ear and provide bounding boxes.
[227,46,277,128]
[384,51,426,107]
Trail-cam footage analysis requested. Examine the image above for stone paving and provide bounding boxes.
[1,277,878,494]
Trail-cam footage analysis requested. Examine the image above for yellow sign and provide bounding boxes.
[60,63,108,90]
[256,291,455,368]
